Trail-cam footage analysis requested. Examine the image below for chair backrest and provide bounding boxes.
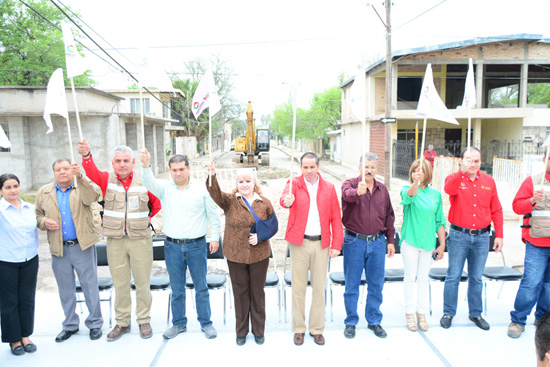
[436,231,449,252]
[96,242,108,266]
[152,237,166,261]
[393,229,401,254]
[487,230,496,252]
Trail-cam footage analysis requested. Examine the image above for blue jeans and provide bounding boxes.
[164,237,212,328]
[343,233,386,325]
[443,228,489,317]
[511,242,550,325]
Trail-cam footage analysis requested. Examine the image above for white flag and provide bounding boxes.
[542,134,550,148]
[459,58,476,109]
[417,64,459,125]
[350,69,366,122]
[62,23,88,79]
[43,68,68,134]
[0,124,11,148]
[192,69,221,120]
[136,48,173,90]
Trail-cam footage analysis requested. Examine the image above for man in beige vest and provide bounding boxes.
[509,155,550,338]
[35,159,103,342]
[78,140,161,341]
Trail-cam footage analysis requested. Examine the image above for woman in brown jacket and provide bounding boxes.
[206,163,275,346]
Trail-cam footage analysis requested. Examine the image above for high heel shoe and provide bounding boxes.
[417,312,429,331]
[406,313,417,331]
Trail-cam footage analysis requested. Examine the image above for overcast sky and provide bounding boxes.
[62,0,550,119]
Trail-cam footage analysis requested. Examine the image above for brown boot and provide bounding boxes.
[139,323,153,339]
[107,325,131,342]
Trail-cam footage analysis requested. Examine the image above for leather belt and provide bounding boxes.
[63,239,79,246]
[166,236,205,245]
[303,234,321,241]
[345,229,383,242]
[450,224,491,236]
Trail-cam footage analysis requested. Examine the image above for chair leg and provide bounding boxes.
[497,281,505,299]
[283,284,287,323]
[483,280,488,316]
[330,283,334,322]
[223,286,227,326]
[109,289,113,328]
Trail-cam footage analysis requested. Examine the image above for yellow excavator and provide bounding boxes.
[232,101,270,166]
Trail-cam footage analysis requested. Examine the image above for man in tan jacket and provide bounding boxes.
[35,159,103,342]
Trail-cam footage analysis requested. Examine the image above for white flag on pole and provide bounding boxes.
[0,124,11,148]
[542,134,550,148]
[459,58,476,109]
[61,23,88,79]
[43,68,68,134]
[137,48,173,90]
[192,69,221,120]
[417,64,459,125]
[350,69,366,122]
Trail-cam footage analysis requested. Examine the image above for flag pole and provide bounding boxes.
[362,119,366,183]
[289,99,297,195]
[209,111,212,187]
[419,116,427,170]
[69,78,83,141]
[65,116,78,188]
[415,121,419,160]
[139,87,146,151]
[467,106,471,151]
[542,147,550,187]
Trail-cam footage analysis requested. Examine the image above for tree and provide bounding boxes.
[528,83,550,106]
[0,0,93,86]
[270,86,341,142]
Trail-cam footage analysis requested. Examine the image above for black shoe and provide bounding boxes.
[368,324,387,338]
[254,336,265,345]
[236,336,246,346]
[90,328,102,340]
[55,329,79,343]
[344,325,356,339]
[469,315,490,330]
[23,343,37,353]
[440,314,453,329]
[10,344,25,356]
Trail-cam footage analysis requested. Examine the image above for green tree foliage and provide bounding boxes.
[528,83,550,106]
[0,0,93,86]
[270,86,341,141]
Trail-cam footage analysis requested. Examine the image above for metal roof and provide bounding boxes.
[340,33,547,88]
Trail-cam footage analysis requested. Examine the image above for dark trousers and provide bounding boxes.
[0,255,39,343]
[227,258,269,337]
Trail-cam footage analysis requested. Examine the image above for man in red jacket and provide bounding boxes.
[508,155,550,339]
[280,152,343,346]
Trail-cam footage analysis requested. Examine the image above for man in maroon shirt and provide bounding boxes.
[508,156,550,338]
[341,152,395,339]
[441,147,503,331]
[77,139,160,341]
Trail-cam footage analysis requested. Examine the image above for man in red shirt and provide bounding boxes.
[424,145,437,166]
[440,147,503,331]
[77,139,160,341]
[508,156,550,339]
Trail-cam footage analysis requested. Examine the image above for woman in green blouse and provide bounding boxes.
[400,159,446,332]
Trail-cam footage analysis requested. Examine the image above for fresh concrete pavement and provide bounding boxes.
[0,146,536,367]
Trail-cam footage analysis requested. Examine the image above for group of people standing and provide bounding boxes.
[0,141,548,355]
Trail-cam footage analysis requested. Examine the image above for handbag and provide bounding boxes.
[242,197,278,242]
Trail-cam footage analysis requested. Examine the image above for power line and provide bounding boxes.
[393,0,450,32]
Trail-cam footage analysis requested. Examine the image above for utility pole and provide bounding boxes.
[384,0,392,187]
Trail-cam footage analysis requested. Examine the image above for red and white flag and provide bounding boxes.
[192,69,221,120]
[417,64,459,125]
[43,68,68,134]
[62,23,88,79]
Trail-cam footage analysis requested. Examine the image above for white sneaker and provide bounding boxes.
[163,325,186,339]
[201,324,217,339]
